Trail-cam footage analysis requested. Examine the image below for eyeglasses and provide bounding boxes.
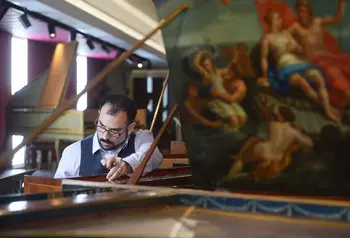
[94,121,128,138]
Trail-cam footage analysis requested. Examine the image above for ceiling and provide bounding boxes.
[0,0,167,67]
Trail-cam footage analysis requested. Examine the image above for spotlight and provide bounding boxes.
[19,13,31,28]
[86,38,94,50]
[137,63,143,68]
[48,23,56,38]
[125,58,133,64]
[101,43,110,53]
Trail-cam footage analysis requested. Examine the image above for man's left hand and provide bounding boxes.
[103,156,133,181]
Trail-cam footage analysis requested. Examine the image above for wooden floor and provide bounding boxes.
[1,205,349,237]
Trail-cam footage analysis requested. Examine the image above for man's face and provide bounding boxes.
[96,104,135,151]
[297,5,311,27]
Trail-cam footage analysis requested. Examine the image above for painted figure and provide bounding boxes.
[232,43,256,79]
[259,9,340,122]
[182,82,223,128]
[193,50,248,129]
[289,0,350,108]
[227,105,313,180]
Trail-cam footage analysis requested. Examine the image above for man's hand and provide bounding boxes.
[102,156,133,181]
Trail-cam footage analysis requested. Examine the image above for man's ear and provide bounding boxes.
[128,122,136,133]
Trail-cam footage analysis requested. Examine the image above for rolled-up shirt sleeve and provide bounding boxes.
[123,130,163,173]
[54,142,80,178]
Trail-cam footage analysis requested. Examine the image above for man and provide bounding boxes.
[54,94,163,180]
[258,9,339,122]
[289,0,350,109]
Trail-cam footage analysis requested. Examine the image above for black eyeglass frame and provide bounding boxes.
[94,119,130,138]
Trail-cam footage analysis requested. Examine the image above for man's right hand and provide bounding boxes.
[101,156,132,181]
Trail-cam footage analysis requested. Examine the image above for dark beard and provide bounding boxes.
[97,131,129,151]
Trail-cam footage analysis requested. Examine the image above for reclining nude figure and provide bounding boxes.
[258,9,340,122]
[227,105,314,180]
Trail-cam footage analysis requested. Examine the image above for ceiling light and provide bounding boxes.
[19,13,31,28]
[101,43,110,53]
[48,23,56,38]
[86,38,94,50]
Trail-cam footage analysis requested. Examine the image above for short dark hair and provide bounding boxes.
[99,94,137,124]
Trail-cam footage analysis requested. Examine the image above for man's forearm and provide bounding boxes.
[123,149,163,173]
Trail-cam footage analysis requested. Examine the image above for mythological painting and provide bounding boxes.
[156,0,350,195]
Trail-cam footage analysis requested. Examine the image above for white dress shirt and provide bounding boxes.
[54,129,163,178]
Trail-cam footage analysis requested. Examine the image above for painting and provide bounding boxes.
[155,0,350,195]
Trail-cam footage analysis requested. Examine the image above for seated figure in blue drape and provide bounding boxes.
[257,9,339,123]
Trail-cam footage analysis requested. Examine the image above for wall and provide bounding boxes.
[27,40,77,106]
[0,30,11,154]
[87,58,109,108]
[105,61,129,96]
[28,40,56,83]
[87,58,129,108]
